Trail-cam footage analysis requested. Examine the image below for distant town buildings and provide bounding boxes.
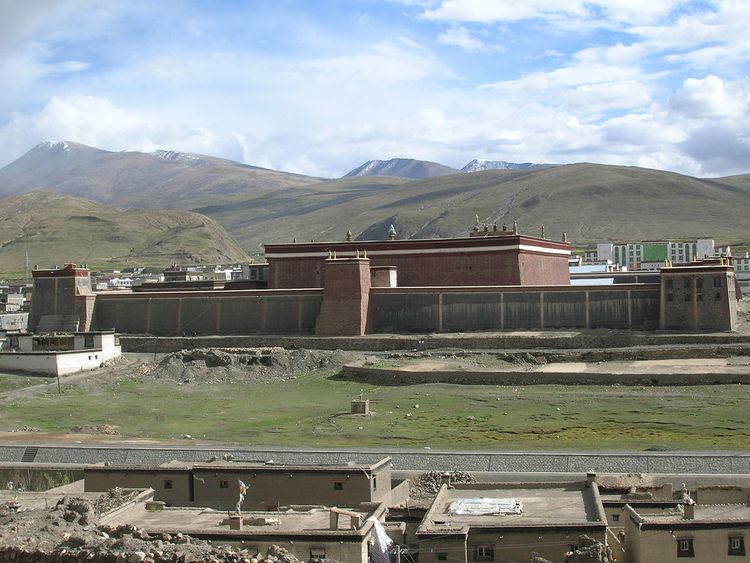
[579,238,716,270]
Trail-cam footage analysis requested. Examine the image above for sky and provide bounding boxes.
[0,0,749,178]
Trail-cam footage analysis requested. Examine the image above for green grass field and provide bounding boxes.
[2,369,749,451]
[0,374,44,394]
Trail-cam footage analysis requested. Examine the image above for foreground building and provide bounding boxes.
[624,501,750,562]
[84,458,402,510]
[416,478,608,563]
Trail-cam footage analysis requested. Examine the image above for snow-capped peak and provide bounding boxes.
[150,150,206,165]
[461,158,550,172]
[36,140,71,152]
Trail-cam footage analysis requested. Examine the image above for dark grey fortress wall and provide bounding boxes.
[370,285,660,333]
[91,289,324,335]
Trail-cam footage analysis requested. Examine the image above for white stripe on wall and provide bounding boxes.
[265,244,570,259]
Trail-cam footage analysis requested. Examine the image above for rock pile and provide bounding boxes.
[410,471,476,497]
[0,491,340,562]
[142,348,356,385]
[565,535,615,563]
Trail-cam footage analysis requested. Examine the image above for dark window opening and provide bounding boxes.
[473,544,494,561]
[696,278,703,289]
[219,480,229,488]
[715,292,722,301]
[714,276,723,287]
[612,514,620,522]
[333,481,343,490]
[372,476,377,490]
[437,553,448,561]
[729,536,745,556]
[697,294,704,302]
[84,335,95,348]
[163,480,173,490]
[684,293,691,301]
[677,538,695,558]
[683,278,691,288]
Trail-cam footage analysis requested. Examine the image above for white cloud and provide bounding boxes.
[0,96,242,166]
[421,0,682,25]
[668,75,748,119]
[437,26,503,52]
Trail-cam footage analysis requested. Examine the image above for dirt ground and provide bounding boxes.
[140,347,363,385]
[1,488,307,561]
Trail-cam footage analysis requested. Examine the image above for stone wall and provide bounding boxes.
[370,286,661,333]
[91,290,323,335]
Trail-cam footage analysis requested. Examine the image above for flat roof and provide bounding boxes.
[102,503,379,539]
[87,457,391,474]
[418,481,606,536]
[264,233,570,255]
[634,504,750,526]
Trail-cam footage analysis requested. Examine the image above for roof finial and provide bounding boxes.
[562,232,568,243]
[388,224,397,240]
[541,225,545,239]
[512,221,518,235]
[346,229,353,242]
[473,214,480,232]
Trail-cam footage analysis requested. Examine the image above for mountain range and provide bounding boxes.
[0,141,319,209]
[342,157,552,179]
[0,140,749,275]
[343,158,460,179]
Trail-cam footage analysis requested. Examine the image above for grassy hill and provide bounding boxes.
[0,191,250,276]
[2,142,750,255]
[196,163,750,249]
[714,174,750,190]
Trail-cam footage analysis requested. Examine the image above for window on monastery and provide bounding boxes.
[714,276,723,287]
[310,547,326,559]
[333,481,343,490]
[729,536,745,556]
[84,334,94,348]
[372,476,377,490]
[473,544,494,561]
[437,553,448,561]
[683,278,691,288]
[684,293,691,302]
[163,479,173,490]
[219,480,229,488]
[677,538,694,558]
[612,514,620,522]
[715,292,722,301]
[696,278,703,289]
[697,294,704,302]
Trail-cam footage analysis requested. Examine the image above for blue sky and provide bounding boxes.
[0,0,749,177]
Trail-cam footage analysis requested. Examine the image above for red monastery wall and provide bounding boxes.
[265,235,571,289]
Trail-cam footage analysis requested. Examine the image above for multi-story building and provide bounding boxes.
[590,239,716,270]
[735,251,750,296]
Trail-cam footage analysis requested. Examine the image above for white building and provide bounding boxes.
[735,252,750,296]
[589,239,716,270]
[0,331,121,376]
